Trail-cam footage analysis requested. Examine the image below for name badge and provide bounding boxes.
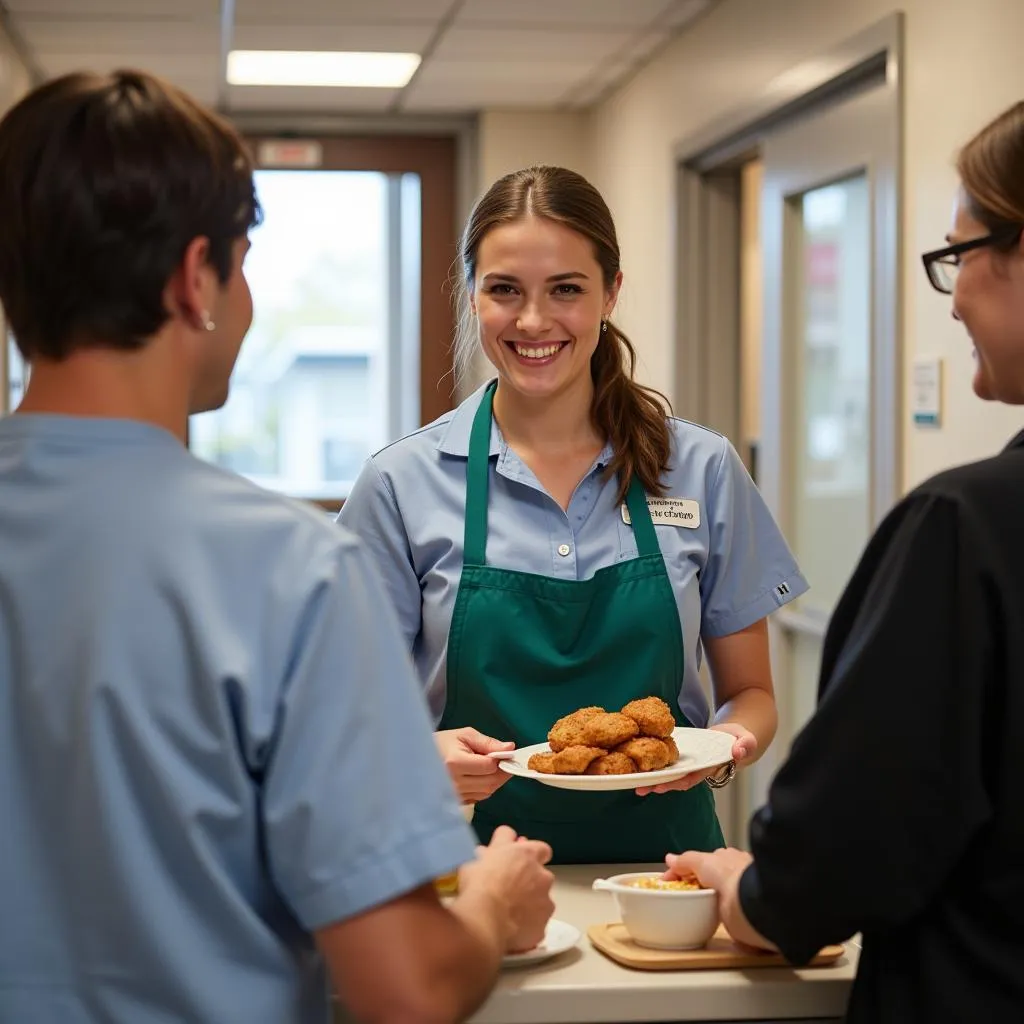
[621,497,701,529]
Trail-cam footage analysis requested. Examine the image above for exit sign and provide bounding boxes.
[256,140,323,169]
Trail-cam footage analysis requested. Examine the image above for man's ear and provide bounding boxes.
[167,236,217,330]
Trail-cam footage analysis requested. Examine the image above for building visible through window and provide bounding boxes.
[189,169,422,505]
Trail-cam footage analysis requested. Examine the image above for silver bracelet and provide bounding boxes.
[705,760,736,789]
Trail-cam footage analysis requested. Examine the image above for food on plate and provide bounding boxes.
[547,705,605,752]
[528,745,605,774]
[614,737,674,772]
[579,711,639,748]
[620,696,676,738]
[526,752,559,773]
[625,876,704,891]
[524,699,683,776]
[585,752,638,775]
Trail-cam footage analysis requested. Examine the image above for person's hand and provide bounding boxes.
[460,826,555,953]
[435,727,515,804]
[635,722,757,796]
[664,847,775,952]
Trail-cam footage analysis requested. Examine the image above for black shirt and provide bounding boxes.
[739,431,1024,1022]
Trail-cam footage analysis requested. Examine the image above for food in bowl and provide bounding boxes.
[625,876,703,891]
[526,698,681,775]
[593,872,719,949]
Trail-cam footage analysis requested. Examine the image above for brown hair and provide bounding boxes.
[453,165,671,502]
[0,69,260,361]
[957,100,1024,244]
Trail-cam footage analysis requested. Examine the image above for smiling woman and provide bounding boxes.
[452,166,668,509]
[338,165,806,864]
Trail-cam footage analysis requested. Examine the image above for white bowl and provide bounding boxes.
[592,872,719,950]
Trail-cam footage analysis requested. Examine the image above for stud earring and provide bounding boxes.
[202,311,216,332]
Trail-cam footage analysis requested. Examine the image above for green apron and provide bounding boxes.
[439,382,723,864]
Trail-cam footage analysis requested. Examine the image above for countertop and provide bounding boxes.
[468,864,857,1024]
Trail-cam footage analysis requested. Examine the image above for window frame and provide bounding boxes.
[210,134,459,512]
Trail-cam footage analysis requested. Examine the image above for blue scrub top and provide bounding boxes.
[338,382,808,729]
[0,413,474,1024]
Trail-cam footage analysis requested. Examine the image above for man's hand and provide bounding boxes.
[459,826,555,953]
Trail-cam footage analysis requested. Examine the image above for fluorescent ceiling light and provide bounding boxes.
[227,50,421,88]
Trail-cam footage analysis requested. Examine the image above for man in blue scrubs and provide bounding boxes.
[0,71,553,1024]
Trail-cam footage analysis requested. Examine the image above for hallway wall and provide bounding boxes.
[584,0,1024,492]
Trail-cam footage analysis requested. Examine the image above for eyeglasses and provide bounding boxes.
[921,225,1022,294]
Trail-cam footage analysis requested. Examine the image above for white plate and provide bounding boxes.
[502,919,580,968]
[497,727,734,792]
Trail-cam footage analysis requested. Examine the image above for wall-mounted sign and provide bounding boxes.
[911,356,943,427]
[256,140,323,169]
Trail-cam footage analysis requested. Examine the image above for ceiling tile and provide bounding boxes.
[401,77,575,111]
[35,51,221,84]
[456,0,672,29]
[432,26,629,63]
[660,0,713,28]
[234,0,449,25]
[7,0,211,15]
[226,83,399,112]
[231,24,434,53]
[614,27,672,65]
[411,57,594,90]
[19,20,217,55]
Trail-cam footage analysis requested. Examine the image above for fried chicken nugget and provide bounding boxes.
[551,745,606,774]
[528,745,606,775]
[663,734,680,762]
[580,711,639,748]
[614,737,673,772]
[548,706,605,752]
[585,752,638,775]
[527,752,559,773]
[620,696,676,738]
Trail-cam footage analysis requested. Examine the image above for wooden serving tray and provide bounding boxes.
[588,923,845,971]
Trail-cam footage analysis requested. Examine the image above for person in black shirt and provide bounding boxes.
[665,101,1024,1022]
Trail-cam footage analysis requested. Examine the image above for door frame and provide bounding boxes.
[244,134,461,428]
[674,13,902,442]
[671,14,903,844]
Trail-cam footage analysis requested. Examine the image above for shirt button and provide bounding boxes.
[557,543,571,557]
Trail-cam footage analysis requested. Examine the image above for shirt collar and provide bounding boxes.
[436,380,501,458]
[435,378,615,469]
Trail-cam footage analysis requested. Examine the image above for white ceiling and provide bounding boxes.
[3,0,715,115]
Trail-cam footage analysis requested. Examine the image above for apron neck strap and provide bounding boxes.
[624,474,660,557]
[464,380,661,564]
[464,381,497,566]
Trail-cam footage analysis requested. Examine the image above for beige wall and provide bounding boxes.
[477,109,589,196]
[586,0,1024,493]
[0,24,30,111]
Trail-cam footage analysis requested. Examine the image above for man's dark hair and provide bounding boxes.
[0,69,261,360]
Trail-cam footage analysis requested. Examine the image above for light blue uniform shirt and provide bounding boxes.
[338,383,808,729]
[0,414,474,1024]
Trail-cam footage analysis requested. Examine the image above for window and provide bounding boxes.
[189,168,422,503]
